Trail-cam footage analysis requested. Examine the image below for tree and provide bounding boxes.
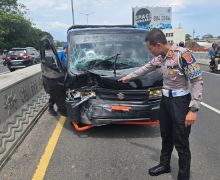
[185,34,191,41]
[0,0,52,51]
[217,36,220,39]
[194,35,200,41]
[0,0,27,16]
[202,34,214,40]
[54,41,63,48]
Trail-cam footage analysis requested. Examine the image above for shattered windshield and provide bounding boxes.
[68,32,153,73]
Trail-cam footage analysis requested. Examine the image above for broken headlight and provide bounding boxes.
[66,89,96,101]
[149,89,162,100]
[76,90,96,96]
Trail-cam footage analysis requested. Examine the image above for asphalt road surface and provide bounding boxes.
[1,65,220,180]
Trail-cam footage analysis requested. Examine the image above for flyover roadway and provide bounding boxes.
[1,65,220,180]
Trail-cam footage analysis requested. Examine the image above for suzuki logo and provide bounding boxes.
[117,93,125,100]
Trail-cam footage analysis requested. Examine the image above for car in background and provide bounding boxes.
[3,47,40,71]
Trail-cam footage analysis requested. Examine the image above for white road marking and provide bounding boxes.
[201,102,220,115]
[203,71,220,76]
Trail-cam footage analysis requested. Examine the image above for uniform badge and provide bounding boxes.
[169,54,177,64]
[169,68,174,76]
[172,55,176,61]
[182,52,194,64]
[167,50,173,58]
[183,64,202,79]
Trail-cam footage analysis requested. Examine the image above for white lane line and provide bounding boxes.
[203,71,220,76]
[201,102,220,115]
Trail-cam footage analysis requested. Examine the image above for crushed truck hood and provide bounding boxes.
[65,67,162,90]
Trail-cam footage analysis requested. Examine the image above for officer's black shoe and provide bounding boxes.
[148,164,171,176]
[48,107,58,116]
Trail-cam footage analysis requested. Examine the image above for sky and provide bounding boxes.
[18,0,220,41]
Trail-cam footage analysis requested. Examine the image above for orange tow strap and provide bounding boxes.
[71,121,93,132]
[71,120,159,132]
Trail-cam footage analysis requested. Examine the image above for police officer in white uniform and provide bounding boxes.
[119,29,203,180]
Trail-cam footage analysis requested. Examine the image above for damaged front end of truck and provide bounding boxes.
[65,25,163,126]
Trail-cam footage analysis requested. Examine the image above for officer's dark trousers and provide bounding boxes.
[42,77,66,112]
[159,94,191,180]
[49,96,55,109]
[47,85,66,112]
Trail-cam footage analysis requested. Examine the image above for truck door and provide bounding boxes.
[40,35,67,116]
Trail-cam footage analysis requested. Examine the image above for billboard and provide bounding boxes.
[132,7,172,29]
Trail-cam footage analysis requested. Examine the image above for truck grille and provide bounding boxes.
[95,88,148,101]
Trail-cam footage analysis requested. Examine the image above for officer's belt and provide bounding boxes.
[162,88,190,98]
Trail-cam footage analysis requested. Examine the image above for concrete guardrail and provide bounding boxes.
[193,52,209,65]
[0,64,48,168]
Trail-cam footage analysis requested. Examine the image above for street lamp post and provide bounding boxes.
[80,12,95,25]
[71,0,75,25]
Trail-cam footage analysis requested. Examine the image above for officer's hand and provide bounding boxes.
[185,111,197,127]
[118,76,130,83]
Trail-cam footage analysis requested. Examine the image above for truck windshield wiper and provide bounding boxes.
[113,53,120,76]
[91,53,120,69]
